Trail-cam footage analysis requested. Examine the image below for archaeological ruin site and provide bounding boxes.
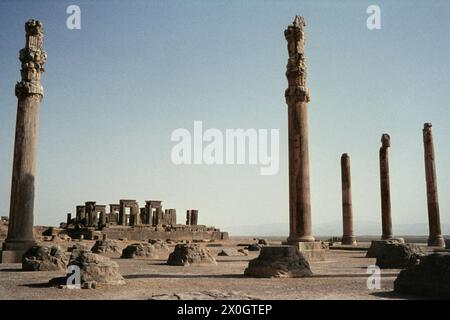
[0,13,448,302]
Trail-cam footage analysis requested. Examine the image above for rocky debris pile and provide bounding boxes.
[366,238,404,258]
[394,253,450,298]
[218,248,248,257]
[67,243,90,252]
[121,243,156,259]
[244,245,312,278]
[149,290,259,300]
[167,244,217,266]
[22,245,68,271]
[148,239,170,251]
[375,243,423,269]
[91,240,122,255]
[121,242,168,259]
[50,250,125,289]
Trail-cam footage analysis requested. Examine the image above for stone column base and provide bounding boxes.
[341,236,357,246]
[428,235,445,248]
[1,240,35,263]
[244,245,313,278]
[281,240,326,261]
[366,238,404,258]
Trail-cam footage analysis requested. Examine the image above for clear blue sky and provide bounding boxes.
[0,0,449,235]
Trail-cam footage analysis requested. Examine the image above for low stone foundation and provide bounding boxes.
[281,241,326,261]
[366,238,404,258]
[244,245,312,278]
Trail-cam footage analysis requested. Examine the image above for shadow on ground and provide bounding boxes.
[123,273,245,280]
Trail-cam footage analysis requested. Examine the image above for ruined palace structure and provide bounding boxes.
[422,123,445,247]
[1,20,47,263]
[64,200,228,242]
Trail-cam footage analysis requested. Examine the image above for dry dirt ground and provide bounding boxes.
[0,239,424,300]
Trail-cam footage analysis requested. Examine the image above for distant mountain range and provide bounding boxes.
[224,220,450,238]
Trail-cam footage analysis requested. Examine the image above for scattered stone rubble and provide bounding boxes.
[149,290,259,300]
[218,248,248,257]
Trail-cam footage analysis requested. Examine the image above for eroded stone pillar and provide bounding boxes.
[191,210,198,225]
[379,134,393,240]
[85,201,96,226]
[284,16,314,243]
[2,20,47,263]
[423,123,444,247]
[186,210,193,225]
[341,154,356,245]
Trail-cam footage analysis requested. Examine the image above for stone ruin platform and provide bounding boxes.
[66,225,229,242]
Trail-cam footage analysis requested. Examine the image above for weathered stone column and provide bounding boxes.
[284,16,314,243]
[379,134,393,240]
[423,123,444,247]
[1,20,47,263]
[186,210,192,226]
[85,201,96,227]
[191,210,198,225]
[341,154,356,245]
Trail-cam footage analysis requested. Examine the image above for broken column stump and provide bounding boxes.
[22,245,68,271]
[167,244,217,266]
[91,239,123,256]
[121,242,169,259]
[366,238,404,258]
[50,250,125,288]
[375,243,423,269]
[394,253,450,298]
[244,245,312,278]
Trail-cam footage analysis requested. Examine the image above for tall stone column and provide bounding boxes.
[423,123,444,247]
[379,134,393,240]
[341,154,356,245]
[186,210,192,226]
[284,16,314,243]
[85,202,96,226]
[1,20,47,263]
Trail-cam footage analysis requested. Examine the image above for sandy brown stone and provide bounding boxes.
[22,245,68,271]
[375,243,423,269]
[121,243,158,259]
[366,238,404,258]
[149,290,259,300]
[244,245,312,278]
[68,250,125,287]
[91,239,122,255]
[167,244,217,266]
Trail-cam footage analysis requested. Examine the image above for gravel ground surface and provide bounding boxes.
[0,239,425,300]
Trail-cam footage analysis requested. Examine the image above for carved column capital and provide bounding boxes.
[15,19,46,98]
[285,16,310,104]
